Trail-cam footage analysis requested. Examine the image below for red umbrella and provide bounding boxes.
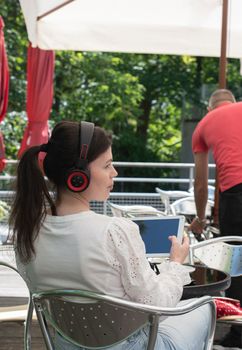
[0,16,9,172]
[18,44,55,157]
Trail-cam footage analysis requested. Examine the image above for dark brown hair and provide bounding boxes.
[9,121,112,263]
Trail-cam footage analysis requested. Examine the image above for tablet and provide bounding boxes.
[132,216,185,257]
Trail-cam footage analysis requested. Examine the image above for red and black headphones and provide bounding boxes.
[65,121,94,192]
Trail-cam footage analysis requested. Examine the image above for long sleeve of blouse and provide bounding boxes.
[105,217,191,308]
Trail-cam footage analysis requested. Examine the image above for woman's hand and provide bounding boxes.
[169,235,190,264]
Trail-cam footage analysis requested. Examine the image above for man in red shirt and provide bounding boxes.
[190,89,241,233]
[190,89,242,347]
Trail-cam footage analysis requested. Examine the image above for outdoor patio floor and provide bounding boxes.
[0,265,45,349]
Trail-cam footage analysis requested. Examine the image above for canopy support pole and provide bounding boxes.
[213,0,229,227]
[37,0,76,21]
[219,0,228,88]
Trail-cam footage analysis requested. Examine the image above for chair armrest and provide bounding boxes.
[33,289,215,317]
[189,236,242,264]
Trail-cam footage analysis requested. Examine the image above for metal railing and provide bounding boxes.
[113,162,215,188]
[0,160,216,216]
[0,160,216,186]
[0,160,216,242]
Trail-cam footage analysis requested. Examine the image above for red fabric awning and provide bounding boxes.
[18,44,55,157]
[0,16,10,172]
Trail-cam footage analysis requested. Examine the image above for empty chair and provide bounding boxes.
[33,289,216,350]
[189,236,242,277]
[170,196,214,220]
[107,201,165,218]
[0,243,16,266]
[0,260,33,350]
[188,185,215,201]
[189,236,242,330]
[155,187,193,215]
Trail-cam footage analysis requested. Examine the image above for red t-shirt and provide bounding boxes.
[192,102,242,192]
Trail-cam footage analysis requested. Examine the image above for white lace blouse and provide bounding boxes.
[18,211,191,308]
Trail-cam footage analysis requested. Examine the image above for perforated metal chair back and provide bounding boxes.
[189,236,242,277]
[33,290,216,350]
[33,290,154,350]
[189,236,242,328]
[35,296,148,348]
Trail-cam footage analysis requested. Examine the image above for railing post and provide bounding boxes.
[189,167,194,189]
[103,201,108,215]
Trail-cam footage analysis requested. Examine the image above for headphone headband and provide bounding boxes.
[65,121,95,192]
[79,121,94,160]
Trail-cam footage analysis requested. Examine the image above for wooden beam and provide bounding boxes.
[214,0,229,227]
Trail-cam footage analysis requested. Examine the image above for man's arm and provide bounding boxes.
[189,152,208,234]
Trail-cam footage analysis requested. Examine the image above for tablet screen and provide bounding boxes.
[132,216,185,257]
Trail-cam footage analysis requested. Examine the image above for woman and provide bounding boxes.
[10,120,212,350]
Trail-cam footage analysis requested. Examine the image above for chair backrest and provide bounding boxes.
[33,289,216,350]
[107,202,165,218]
[0,244,16,267]
[170,197,214,217]
[188,185,215,201]
[189,236,242,276]
[155,187,192,215]
[0,259,33,350]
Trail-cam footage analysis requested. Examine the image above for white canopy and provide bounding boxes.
[19,0,242,58]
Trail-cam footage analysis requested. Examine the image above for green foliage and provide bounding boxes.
[52,52,200,164]
[1,1,242,177]
[0,200,10,221]
[0,1,27,112]
[1,112,27,159]
[53,52,144,131]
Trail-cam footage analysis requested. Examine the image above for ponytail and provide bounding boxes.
[9,146,56,263]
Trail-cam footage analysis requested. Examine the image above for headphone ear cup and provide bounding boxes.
[66,169,90,192]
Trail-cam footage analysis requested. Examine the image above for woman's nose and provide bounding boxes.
[112,166,118,177]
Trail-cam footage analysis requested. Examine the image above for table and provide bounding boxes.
[148,259,231,299]
[182,264,231,299]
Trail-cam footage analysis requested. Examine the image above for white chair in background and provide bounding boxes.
[0,259,34,350]
[170,196,214,218]
[188,185,215,201]
[107,202,165,218]
[155,187,193,215]
[170,197,215,241]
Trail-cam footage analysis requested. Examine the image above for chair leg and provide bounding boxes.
[147,315,159,350]
[206,301,217,350]
[35,303,54,350]
[24,298,34,350]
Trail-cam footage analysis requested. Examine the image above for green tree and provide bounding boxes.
[0,1,27,158]
[1,1,242,175]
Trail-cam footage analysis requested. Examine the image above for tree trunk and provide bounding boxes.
[136,98,152,142]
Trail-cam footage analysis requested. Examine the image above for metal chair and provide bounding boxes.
[189,236,242,277]
[107,201,165,218]
[0,259,34,350]
[189,236,242,327]
[155,187,193,215]
[32,289,216,350]
[170,196,214,220]
[188,185,215,201]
